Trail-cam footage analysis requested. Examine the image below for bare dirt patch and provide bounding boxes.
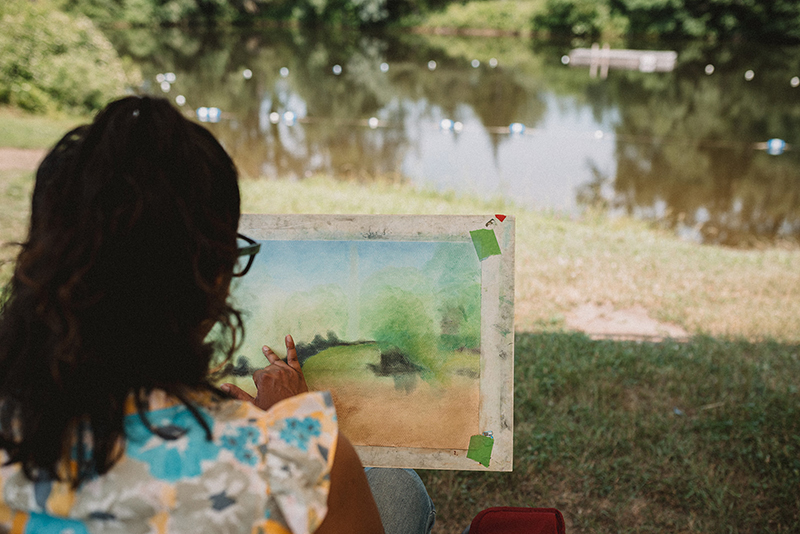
[565,302,689,341]
[0,148,46,171]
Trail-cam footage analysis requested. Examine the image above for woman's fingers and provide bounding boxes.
[226,335,309,412]
[262,336,301,371]
[262,345,281,364]
[220,383,255,403]
[285,334,301,370]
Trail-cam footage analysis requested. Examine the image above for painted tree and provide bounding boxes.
[359,266,442,380]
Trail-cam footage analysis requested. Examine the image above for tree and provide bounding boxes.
[0,0,132,113]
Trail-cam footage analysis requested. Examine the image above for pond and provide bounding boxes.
[108,26,800,247]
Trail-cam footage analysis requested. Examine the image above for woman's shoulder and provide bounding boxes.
[204,390,337,430]
[201,390,339,534]
[209,390,338,461]
[117,390,338,533]
[123,389,338,473]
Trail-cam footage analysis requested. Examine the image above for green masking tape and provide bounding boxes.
[467,434,494,467]
[469,228,502,261]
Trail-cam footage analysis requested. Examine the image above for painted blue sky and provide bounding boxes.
[228,238,480,359]
[243,240,459,294]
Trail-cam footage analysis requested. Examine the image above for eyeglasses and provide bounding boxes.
[234,233,260,277]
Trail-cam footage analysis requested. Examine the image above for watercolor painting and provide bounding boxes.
[213,215,514,471]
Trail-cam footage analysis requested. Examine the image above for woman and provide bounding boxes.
[0,96,434,533]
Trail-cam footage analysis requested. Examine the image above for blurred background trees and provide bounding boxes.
[0,0,133,113]
[533,0,800,42]
[1,0,798,114]
[5,0,798,39]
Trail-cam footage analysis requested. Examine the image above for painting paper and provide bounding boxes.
[216,215,514,471]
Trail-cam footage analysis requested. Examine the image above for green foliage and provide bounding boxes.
[57,0,399,27]
[357,243,481,377]
[532,0,626,38]
[57,0,450,28]
[0,0,131,113]
[425,243,481,351]
[28,0,800,38]
[59,0,237,26]
[532,0,800,42]
[263,0,391,26]
[412,0,545,33]
[360,267,442,376]
[613,0,800,41]
[57,0,122,23]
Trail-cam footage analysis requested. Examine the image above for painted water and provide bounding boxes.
[109,27,800,246]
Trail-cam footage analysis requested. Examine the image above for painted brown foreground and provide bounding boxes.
[310,376,480,450]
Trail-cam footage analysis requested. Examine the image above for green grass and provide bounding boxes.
[0,106,88,148]
[0,169,34,283]
[303,344,380,376]
[420,332,800,533]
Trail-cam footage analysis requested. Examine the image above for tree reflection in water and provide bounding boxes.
[109,28,800,246]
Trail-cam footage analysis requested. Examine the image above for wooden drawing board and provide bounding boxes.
[225,214,514,471]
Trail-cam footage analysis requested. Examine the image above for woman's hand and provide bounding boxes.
[221,334,309,411]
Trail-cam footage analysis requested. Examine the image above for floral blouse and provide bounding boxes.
[0,390,338,534]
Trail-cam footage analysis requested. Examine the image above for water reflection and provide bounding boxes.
[108,27,800,246]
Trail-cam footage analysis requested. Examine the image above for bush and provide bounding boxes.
[0,0,132,113]
[532,0,626,38]
[532,0,800,42]
[59,0,238,26]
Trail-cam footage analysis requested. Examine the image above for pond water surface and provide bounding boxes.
[109,27,800,246]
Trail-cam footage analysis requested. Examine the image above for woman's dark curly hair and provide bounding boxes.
[0,96,243,486]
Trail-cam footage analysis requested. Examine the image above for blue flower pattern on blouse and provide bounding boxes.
[124,405,222,482]
[220,425,261,465]
[279,417,322,452]
[26,511,91,534]
[0,391,336,534]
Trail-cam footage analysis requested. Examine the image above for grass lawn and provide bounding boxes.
[421,333,800,533]
[2,110,799,533]
[0,169,34,283]
[0,106,88,149]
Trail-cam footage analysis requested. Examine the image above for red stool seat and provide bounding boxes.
[466,506,566,534]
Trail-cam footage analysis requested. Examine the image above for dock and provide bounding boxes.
[567,44,678,78]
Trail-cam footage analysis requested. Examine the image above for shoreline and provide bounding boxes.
[4,146,799,342]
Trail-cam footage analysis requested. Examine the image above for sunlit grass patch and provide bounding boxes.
[0,169,32,283]
[0,106,88,149]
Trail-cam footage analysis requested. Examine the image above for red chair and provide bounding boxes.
[464,506,566,534]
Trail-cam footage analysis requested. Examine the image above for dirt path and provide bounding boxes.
[565,302,689,341]
[0,147,46,171]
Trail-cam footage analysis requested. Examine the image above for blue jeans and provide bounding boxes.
[365,468,436,534]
